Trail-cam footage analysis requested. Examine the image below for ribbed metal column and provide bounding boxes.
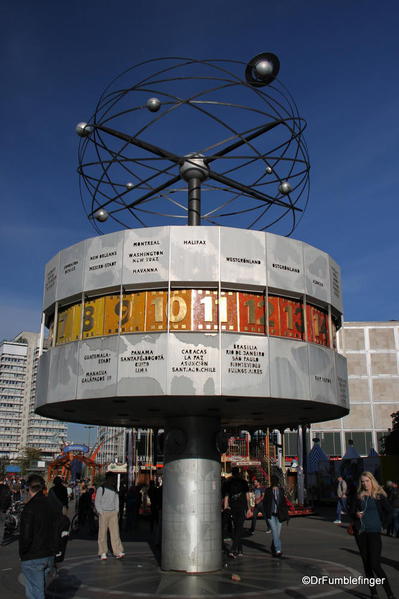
[161,416,222,573]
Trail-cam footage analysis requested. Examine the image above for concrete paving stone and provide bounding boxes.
[0,508,397,598]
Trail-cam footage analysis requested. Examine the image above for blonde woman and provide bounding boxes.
[349,472,395,599]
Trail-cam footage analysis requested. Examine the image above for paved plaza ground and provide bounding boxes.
[1,507,398,599]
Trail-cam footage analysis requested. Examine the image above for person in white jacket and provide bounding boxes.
[94,473,125,560]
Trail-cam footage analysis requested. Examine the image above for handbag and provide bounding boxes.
[277,492,289,523]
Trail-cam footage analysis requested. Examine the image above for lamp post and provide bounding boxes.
[84,425,95,451]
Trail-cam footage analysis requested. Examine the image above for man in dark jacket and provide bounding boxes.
[0,478,12,545]
[48,476,68,514]
[19,474,58,599]
[223,467,251,558]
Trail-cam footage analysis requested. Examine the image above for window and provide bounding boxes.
[344,432,373,456]
[317,432,342,456]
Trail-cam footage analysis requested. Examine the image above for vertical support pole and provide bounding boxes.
[127,429,134,488]
[187,177,201,226]
[276,430,283,470]
[38,312,45,357]
[162,416,221,573]
[302,424,308,498]
[132,428,137,483]
[297,427,304,505]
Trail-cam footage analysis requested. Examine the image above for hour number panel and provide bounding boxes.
[238,293,266,334]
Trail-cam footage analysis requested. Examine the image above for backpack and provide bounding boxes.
[228,478,246,505]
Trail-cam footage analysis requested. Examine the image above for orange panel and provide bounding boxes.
[279,298,304,340]
[82,297,105,339]
[145,290,167,331]
[268,296,280,336]
[169,289,192,331]
[120,292,146,333]
[306,304,329,346]
[192,290,218,331]
[238,292,266,334]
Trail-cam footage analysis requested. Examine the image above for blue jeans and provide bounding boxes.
[250,504,270,532]
[267,515,282,554]
[336,497,347,520]
[21,556,55,599]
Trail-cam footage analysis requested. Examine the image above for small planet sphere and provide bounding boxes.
[146,97,161,112]
[265,166,273,174]
[279,181,292,195]
[93,208,109,222]
[76,122,93,137]
[255,59,273,77]
[126,182,134,189]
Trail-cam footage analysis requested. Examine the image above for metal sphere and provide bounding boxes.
[76,122,93,137]
[255,60,273,77]
[265,166,273,174]
[146,97,161,112]
[180,154,209,182]
[93,208,109,222]
[126,182,134,189]
[279,181,292,195]
[245,52,280,87]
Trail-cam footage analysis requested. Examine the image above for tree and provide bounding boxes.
[0,456,9,478]
[17,447,43,474]
[382,411,399,456]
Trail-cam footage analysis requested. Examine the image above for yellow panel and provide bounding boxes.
[82,297,105,339]
[104,295,122,335]
[47,319,55,346]
[56,304,82,345]
[120,292,146,333]
[67,304,82,342]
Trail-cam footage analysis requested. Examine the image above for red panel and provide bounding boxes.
[279,298,304,340]
[306,304,330,346]
[268,296,280,336]
[238,292,266,334]
[192,290,218,331]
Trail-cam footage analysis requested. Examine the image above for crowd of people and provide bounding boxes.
[0,469,398,599]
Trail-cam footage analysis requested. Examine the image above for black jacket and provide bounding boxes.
[49,484,68,508]
[263,486,288,520]
[19,492,58,561]
[348,493,393,533]
[0,484,11,512]
[388,487,399,509]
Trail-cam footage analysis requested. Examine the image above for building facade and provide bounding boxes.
[312,321,399,456]
[95,426,126,465]
[0,332,67,460]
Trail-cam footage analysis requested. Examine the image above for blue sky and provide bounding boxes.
[2,1,398,442]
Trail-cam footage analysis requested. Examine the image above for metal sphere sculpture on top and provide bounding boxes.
[77,53,310,236]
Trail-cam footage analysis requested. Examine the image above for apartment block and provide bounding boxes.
[0,332,67,460]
